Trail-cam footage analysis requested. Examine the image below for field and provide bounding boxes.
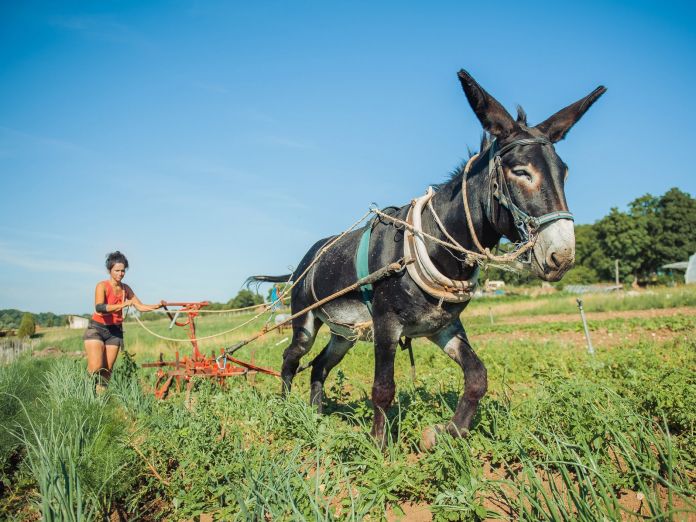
[1,286,695,521]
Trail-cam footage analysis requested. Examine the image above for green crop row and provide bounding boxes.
[2,286,694,520]
[2,333,693,520]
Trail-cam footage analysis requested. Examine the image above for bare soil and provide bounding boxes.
[473,306,694,350]
[386,502,432,521]
[489,305,696,326]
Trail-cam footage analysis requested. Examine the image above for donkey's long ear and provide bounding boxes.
[458,69,516,139]
[535,86,607,143]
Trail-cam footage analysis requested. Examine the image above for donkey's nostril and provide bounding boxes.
[548,251,561,270]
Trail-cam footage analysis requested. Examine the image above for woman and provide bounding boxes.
[83,251,163,387]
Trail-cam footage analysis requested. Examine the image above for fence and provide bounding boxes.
[0,338,37,365]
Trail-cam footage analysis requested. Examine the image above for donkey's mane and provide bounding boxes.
[433,132,493,190]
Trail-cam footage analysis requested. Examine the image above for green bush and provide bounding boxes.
[557,264,600,286]
[17,313,36,338]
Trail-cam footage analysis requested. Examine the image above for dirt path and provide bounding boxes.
[487,306,696,326]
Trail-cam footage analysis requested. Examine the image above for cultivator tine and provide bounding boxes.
[226,356,280,377]
[155,375,173,400]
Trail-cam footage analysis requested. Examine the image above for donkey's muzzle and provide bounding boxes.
[532,220,575,282]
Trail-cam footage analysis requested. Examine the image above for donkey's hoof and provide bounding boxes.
[420,423,470,450]
[420,424,446,451]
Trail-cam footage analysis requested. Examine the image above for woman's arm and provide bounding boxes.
[94,283,131,313]
[126,286,164,312]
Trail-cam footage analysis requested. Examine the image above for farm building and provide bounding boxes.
[68,315,89,329]
[662,252,696,284]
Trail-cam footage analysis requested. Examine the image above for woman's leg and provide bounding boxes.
[85,339,107,375]
[104,344,121,383]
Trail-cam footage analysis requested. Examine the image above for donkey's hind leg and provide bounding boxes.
[309,334,355,413]
[370,321,402,448]
[281,312,321,395]
[422,321,487,450]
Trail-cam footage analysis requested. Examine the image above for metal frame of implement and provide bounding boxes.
[141,301,280,399]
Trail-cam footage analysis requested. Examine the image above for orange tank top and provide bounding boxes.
[92,281,132,325]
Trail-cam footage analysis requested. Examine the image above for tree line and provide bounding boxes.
[487,187,695,286]
[1,289,270,331]
[0,310,68,331]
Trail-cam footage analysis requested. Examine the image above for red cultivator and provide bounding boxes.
[141,301,280,399]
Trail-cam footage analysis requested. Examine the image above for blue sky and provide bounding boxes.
[1,0,694,314]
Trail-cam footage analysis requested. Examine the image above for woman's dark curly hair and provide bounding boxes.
[105,251,129,271]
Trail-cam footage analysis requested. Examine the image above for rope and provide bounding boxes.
[130,209,374,343]
[272,209,374,303]
[185,303,267,313]
[130,306,270,343]
[371,207,535,264]
[224,258,411,356]
[426,198,476,266]
[145,302,269,314]
[136,210,373,320]
[461,152,491,254]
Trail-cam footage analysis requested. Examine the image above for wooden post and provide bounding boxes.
[576,298,594,355]
[615,259,620,287]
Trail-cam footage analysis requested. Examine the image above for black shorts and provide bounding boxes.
[83,320,124,348]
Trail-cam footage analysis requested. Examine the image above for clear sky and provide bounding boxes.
[1,0,694,314]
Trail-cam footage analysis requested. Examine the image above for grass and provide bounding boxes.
[1,285,694,520]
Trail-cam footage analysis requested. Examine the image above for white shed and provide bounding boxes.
[68,315,89,329]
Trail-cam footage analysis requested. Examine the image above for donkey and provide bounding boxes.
[250,69,605,448]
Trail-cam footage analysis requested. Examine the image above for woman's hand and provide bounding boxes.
[142,301,163,312]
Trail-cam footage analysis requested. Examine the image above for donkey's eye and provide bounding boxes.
[512,168,532,181]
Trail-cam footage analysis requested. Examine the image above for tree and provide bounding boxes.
[560,265,599,286]
[570,224,606,282]
[652,188,696,268]
[227,289,264,309]
[593,208,651,282]
[17,312,36,338]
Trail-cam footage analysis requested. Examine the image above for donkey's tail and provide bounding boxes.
[244,274,293,287]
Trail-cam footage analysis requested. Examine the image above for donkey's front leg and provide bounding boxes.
[422,321,487,450]
[370,323,401,447]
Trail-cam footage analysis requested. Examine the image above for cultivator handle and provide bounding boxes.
[160,301,210,328]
